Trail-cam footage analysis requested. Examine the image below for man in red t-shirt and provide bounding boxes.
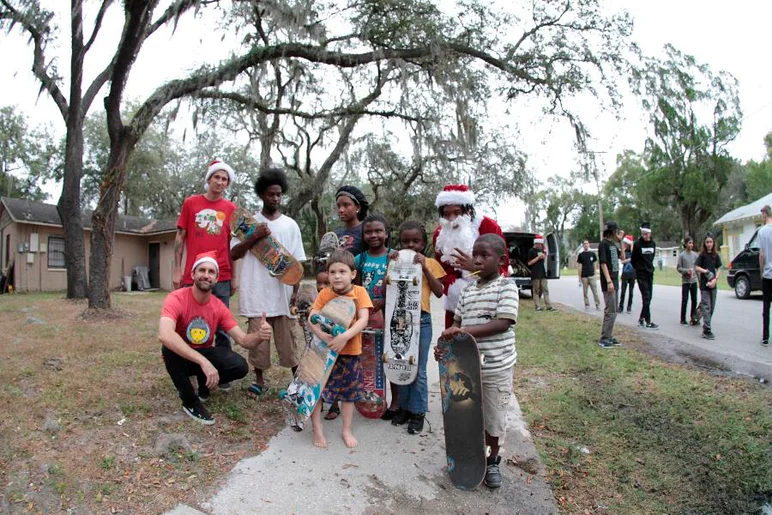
[160,252,272,425]
[432,184,509,328]
[173,159,237,351]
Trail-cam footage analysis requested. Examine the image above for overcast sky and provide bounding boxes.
[0,1,769,227]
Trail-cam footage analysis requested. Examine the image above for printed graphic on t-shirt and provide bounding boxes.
[362,269,384,300]
[195,209,227,235]
[641,247,655,255]
[186,316,211,345]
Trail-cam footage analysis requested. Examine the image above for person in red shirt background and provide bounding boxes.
[432,184,509,328]
[173,160,237,351]
[160,252,272,425]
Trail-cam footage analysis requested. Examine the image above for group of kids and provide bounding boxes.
[596,220,723,348]
[306,186,516,489]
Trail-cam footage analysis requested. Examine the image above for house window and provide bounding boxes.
[672,249,677,257]
[48,236,66,269]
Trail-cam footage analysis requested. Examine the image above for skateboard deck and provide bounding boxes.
[312,231,340,272]
[438,332,486,490]
[355,310,386,419]
[230,207,304,285]
[279,296,356,430]
[383,250,422,385]
[292,282,318,348]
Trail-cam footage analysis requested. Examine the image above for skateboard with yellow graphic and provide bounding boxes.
[230,206,304,286]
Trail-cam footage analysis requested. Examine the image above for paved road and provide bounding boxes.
[166,297,557,515]
[545,275,771,381]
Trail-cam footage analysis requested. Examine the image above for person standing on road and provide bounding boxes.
[758,205,772,347]
[230,168,306,397]
[618,235,635,314]
[632,222,658,329]
[173,160,237,364]
[695,234,722,340]
[598,221,622,348]
[576,240,600,311]
[677,236,699,326]
[528,234,556,312]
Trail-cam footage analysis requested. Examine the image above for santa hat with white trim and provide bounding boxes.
[435,184,476,207]
[534,234,544,244]
[623,235,634,246]
[204,159,236,191]
[639,222,652,234]
[191,250,219,276]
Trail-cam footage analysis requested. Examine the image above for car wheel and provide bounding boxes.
[734,275,751,299]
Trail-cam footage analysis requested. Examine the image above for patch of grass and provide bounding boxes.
[516,304,772,513]
[561,266,731,291]
[100,455,115,470]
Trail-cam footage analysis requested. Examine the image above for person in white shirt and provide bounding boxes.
[231,168,307,394]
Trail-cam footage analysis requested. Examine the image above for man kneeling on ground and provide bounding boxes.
[159,251,272,425]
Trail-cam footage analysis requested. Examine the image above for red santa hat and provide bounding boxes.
[191,251,219,275]
[204,159,236,191]
[623,235,634,246]
[534,234,544,244]
[435,184,476,208]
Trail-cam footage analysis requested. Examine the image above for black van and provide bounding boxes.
[504,231,560,292]
[727,228,763,299]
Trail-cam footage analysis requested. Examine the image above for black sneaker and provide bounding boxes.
[197,386,210,403]
[702,331,715,340]
[218,382,233,392]
[597,339,615,349]
[680,320,688,326]
[391,409,411,426]
[484,456,502,489]
[638,319,645,327]
[761,339,769,347]
[535,307,543,312]
[645,322,659,330]
[609,337,622,346]
[547,306,557,312]
[183,401,214,425]
[407,413,425,434]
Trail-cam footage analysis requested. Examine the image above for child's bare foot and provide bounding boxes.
[341,430,357,448]
[313,430,327,448]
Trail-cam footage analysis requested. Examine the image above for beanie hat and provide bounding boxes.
[533,234,544,244]
[204,160,236,191]
[435,184,475,208]
[640,222,651,234]
[335,185,369,221]
[191,251,219,275]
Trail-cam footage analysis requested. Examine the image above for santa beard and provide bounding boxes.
[436,214,477,266]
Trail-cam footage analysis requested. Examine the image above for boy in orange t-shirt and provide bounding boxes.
[308,250,372,449]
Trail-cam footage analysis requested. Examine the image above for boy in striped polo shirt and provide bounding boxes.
[435,233,519,489]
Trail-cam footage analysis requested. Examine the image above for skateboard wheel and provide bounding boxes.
[310,314,321,324]
[408,355,416,365]
[331,325,344,337]
[385,275,392,285]
[278,389,288,400]
[412,276,418,286]
[486,445,491,457]
[381,353,389,363]
[290,306,298,316]
[480,353,486,365]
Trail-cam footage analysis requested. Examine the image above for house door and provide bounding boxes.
[148,242,160,289]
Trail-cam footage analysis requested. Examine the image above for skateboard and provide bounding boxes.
[382,249,422,385]
[355,310,386,419]
[230,206,304,285]
[279,296,357,430]
[438,332,487,490]
[314,231,340,271]
[292,282,318,348]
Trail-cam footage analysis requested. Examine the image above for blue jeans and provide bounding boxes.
[398,312,432,414]
[212,280,232,349]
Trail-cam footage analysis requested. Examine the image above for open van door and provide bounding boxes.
[546,232,560,279]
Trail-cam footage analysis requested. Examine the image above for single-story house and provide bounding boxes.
[0,196,178,293]
[713,192,772,264]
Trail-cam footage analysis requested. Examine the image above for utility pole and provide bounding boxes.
[579,150,607,241]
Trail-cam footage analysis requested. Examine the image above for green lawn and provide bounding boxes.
[561,266,731,291]
[515,304,771,514]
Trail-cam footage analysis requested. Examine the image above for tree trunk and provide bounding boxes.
[57,112,88,299]
[88,138,132,309]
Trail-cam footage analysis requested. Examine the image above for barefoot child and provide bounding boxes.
[389,220,445,434]
[308,250,372,448]
[435,234,519,489]
[353,214,397,419]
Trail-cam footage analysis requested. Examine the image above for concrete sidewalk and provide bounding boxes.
[166,300,556,515]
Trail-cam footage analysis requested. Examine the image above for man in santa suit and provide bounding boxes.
[432,184,509,328]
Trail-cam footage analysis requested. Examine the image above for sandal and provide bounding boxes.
[324,404,340,420]
[248,383,265,396]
